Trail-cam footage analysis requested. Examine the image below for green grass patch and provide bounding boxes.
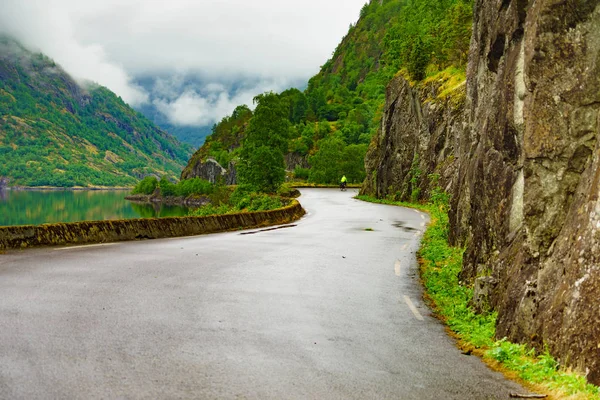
[356,194,600,399]
[188,188,287,217]
[486,341,600,399]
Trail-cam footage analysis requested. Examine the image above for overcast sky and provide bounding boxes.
[0,0,368,126]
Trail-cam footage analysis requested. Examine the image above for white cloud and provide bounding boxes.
[0,0,368,121]
[152,78,287,126]
[0,0,148,105]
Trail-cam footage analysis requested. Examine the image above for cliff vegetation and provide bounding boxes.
[181,0,473,186]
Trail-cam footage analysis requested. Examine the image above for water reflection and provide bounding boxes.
[129,202,189,219]
[0,189,191,227]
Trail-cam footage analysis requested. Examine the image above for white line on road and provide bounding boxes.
[395,260,402,276]
[54,243,116,251]
[420,214,425,220]
[403,295,424,321]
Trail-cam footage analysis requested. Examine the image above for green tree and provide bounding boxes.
[408,35,429,81]
[237,92,290,193]
[131,176,158,195]
[239,146,286,193]
[341,144,368,183]
[308,136,345,184]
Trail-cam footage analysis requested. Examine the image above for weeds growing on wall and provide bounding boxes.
[356,193,600,399]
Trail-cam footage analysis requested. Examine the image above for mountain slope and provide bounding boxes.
[0,37,193,187]
[182,0,473,185]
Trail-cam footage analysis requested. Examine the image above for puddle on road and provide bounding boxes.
[392,221,418,232]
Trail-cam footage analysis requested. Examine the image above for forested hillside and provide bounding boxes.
[184,0,473,184]
[0,37,193,187]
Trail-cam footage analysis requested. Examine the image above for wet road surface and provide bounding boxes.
[0,188,528,399]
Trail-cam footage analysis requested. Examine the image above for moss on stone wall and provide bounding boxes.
[0,200,305,250]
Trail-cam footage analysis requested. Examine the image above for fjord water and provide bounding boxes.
[0,189,190,227]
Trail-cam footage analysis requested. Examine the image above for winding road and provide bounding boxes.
[0,188,528,399]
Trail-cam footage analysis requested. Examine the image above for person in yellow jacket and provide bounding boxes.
[340,175,347,190]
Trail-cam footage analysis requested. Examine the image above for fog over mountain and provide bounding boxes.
[0,0,367,144]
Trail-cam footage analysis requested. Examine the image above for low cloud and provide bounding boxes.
[0,0,148,106]
[151,77,289,127]
[0,0,367,120]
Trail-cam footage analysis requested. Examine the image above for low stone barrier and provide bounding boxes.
[0,200,305,250]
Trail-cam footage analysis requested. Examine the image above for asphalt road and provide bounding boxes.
[0,188,528,399]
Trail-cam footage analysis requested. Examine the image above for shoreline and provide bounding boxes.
[124,194,211,208]
[1,186,133,191]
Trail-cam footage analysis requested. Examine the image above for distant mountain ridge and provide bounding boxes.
[0,37,193,187]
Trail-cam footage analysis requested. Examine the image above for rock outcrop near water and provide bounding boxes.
[362,0,600,383]
[182,153,307,185]
[180,158,236,185]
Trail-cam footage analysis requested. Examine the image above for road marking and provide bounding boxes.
[420,222,426,227]
[420,214,425,220]
[403,295,424,321]
[54,243,116,251]
[240,224,297,235]
[395,260,402,276]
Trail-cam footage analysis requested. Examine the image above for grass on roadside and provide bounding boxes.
[356,194,600,400]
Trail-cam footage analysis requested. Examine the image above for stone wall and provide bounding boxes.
[0,201,305,250]
[362,0,600,384]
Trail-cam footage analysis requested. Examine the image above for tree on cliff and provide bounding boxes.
[237,92,290,193]
[407,35,429,81]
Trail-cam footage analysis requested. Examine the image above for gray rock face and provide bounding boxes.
[285,152,309,171]
[362,75,465,202]
[181,152,305,186]
[180,158,228,184]
[362,0,600,383]
[470,276,498,314]
[225,161,237,185]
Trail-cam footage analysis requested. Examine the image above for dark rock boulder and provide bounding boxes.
[181,151,305,186]
[285,152,309,171]
[180,158,229,184]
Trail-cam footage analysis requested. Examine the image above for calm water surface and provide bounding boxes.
[0,189,191,227]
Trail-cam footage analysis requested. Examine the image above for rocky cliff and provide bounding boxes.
[362,0,600,384]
